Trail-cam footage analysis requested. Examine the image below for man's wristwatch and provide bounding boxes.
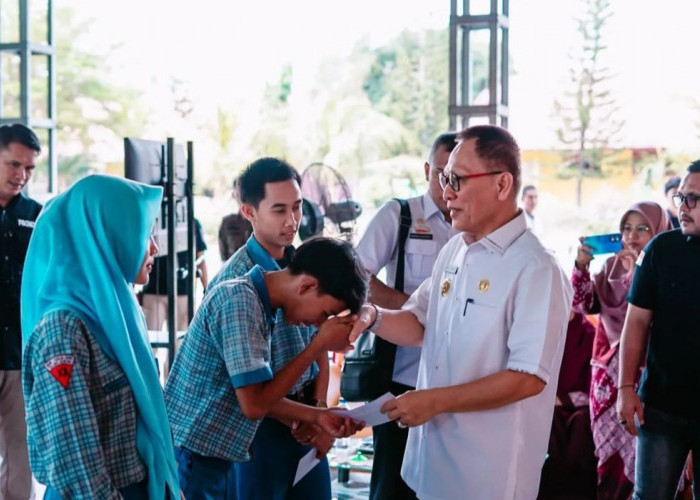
[368,304,383,331]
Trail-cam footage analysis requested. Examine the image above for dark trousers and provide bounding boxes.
[634,405,700,500]
[233,417,331,500]
[369,381,418,500]
[176,447,236,499]
[538,405,597,499]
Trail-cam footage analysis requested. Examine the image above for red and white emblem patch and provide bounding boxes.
[44,355,75,389]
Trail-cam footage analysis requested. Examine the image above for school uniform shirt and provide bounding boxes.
[400,212,572,500]
[207,236,317,395]
[164,266,276,461]
[355,193,457,387]
[23,310,147,498]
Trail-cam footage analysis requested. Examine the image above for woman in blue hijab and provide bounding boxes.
[21,175,180,499]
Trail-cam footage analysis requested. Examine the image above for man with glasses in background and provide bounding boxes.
[350,125,572,499]
[617,159,700,499]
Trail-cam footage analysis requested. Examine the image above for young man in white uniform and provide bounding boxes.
[355,132,458,499]
[351,125,572,500]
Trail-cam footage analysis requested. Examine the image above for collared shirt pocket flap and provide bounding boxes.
[405,239,438,256]
[103,375,129,394]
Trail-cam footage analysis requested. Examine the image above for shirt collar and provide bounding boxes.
[0,192,23,211]
[248,265,276,326]
[245,235,294,271]
[421,192,447,223]
[473,210,528,255]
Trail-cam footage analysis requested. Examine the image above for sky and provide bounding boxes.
[67,0,700,152]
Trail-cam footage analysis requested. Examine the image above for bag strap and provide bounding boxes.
[392,198,412,293]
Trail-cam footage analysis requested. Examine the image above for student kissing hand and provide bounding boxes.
[314,315,356,352]
[348,303,376,344]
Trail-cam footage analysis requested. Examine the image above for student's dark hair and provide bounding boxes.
[521,185,536,198]
[458,125,521,196]
[239,157,301,208]
[429,132,458,165]
[687,160,700,174]
[0,123,41,153]
[289,237,369,314]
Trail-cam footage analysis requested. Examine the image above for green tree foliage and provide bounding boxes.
[250,63,293,159]
[363,29,449,150]
[54,7,149,184]
[206,28,450,202]
[302,52,420,183]
[554,0,624,206]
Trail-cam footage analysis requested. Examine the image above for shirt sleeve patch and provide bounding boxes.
[44,355,75,389]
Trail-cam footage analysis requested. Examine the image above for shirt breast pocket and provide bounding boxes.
[450,298,502,355]
[98,370,136,427]
[405,239,438,278]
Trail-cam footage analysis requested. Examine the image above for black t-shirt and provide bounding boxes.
[628,229,700,417]
[142,219,207,296]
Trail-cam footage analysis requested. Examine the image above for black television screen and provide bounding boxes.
[124,137,187,198]
[124,137,189,255]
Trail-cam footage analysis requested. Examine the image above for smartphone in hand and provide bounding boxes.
[583,233,623,255]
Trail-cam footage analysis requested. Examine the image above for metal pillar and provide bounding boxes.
[449,0,509,129]
[0,0,57,192]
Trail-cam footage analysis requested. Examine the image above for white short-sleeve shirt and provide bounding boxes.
[401,211,573,500]
[356,193,457,386]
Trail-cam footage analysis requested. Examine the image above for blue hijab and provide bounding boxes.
[21,175,179,498]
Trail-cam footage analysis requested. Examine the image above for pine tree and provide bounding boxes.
[554,0,624,206]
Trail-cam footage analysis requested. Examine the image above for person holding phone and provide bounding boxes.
[572,201,670,499]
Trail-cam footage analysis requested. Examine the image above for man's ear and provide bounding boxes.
[240,203,256,223]
[424,162,430,182]
[496,172,515,201]
[296,274,319,296]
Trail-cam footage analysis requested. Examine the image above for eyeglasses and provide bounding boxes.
[621,224,650,233]
[438,170,503,192]
[672,192,700,209]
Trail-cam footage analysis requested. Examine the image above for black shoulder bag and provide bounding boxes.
[340,199,411,401]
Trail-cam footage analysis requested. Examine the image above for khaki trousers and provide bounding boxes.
[0,370,33,500]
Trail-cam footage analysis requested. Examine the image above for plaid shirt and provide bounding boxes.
[22,310,146,499]
[165,267,276,461]
[207,236,318,394]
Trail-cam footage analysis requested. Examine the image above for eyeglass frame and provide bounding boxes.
[438,170,504,192]
[672,192,700,209]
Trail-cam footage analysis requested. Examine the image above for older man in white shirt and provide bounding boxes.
[351,125,572,500]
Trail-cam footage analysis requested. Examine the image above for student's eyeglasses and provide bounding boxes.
[438,170,503,193]
[621,224,650,233]
[672,192,700,209]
